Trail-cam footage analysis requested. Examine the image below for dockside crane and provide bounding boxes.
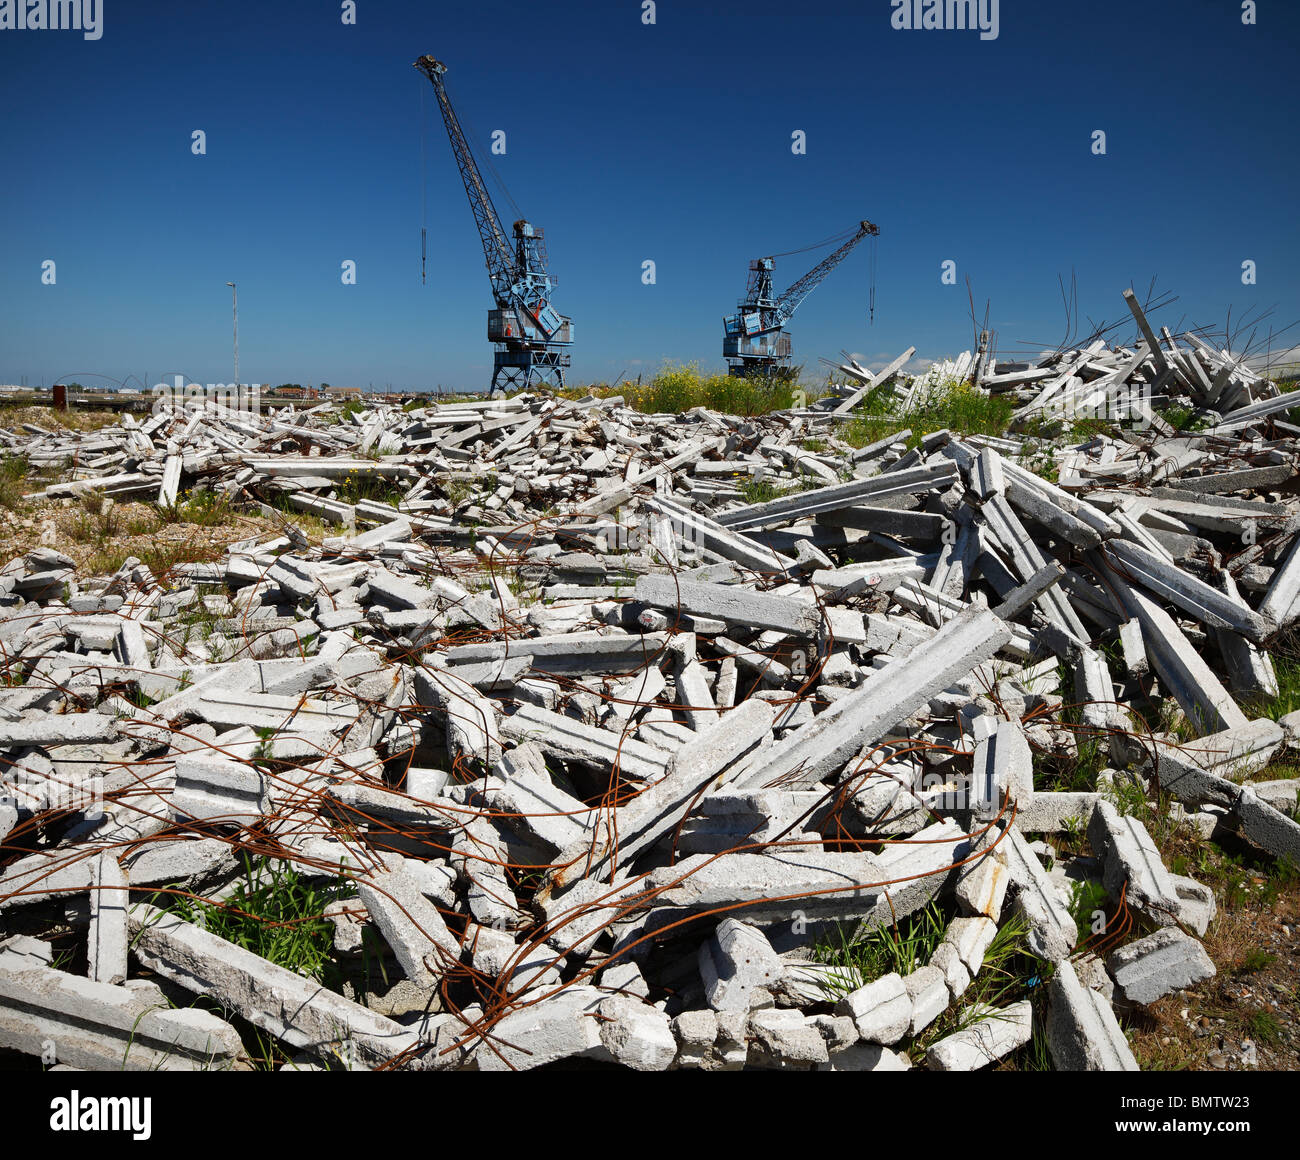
[722,219,878,378]
[415,55,573,392]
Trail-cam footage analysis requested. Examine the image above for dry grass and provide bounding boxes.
[1120,815,1300,1070]
[0,405,123,433]
[1,497,265,581]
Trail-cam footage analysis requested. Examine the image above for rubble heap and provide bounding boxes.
[2,348,1300,1072]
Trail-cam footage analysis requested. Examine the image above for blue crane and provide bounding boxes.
[722,219,879,378]
[415,55,573,392]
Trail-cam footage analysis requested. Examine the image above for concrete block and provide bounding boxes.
[87,852,128,986]
[955,842,1010,920]
[972,718,1035,821]
[1001,826,1078,962]
[699,918,784,1012]
[925,1001,1033,1071]
[746,1008,830,1069]
[0,963,247,1071]
[171,754,270,825]
[903,965,949,1035]
[476,986,609,1071]
[834,972,911,1044]
[814,1043,911,1071]
[1107,928,1216,1006]
[356,869,460,988]
[734,606,1012,790]
[671,1008,717,1069]
[1047,959,1138,1071]
[1235,786,1300,862]
[601,959,650,1000]
[1153,874,1216,938]
[1013,791,1099,833]
[598,995,677,1071]
[0,713,119,747]
[641,819,968,928]
[1088,799,1180,915]
[928,942,971,1000]
[129,904,421,1068]
[552,699,773,888]
[944,915,998,976]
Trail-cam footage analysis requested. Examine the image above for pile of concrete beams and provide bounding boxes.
[814,289,1281,433]
[3,359,1300,1073]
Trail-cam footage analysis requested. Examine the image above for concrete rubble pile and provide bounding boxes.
[813,290,1282,434]
[3,357,1300,1073]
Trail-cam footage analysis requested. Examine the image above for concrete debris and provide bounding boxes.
[1107,927,1217,1006]
[1046,959,1139,1071]
[3,344,1295,1071]
[698,917,784,1012]
[925,1000,1034,1071]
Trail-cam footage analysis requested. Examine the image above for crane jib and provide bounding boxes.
[415,54,573,391]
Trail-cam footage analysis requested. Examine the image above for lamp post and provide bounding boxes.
[225,282,239,391]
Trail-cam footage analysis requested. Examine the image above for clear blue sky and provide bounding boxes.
[2,0,1297,393]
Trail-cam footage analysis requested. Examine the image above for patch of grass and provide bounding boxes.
[1247,1009,1282,1045]
[809,901,948,996]
[1238,947,1278,973]
[1243,656,1300,721]
[161,488,232,527]
[738,475,799,505]
[0,404,122,433]
[336,469,405,507]
[583,363,816,417]
[172,854,346,982]
[1162,405,1212,433]
[911,913,1048,1064]
[1035,735,1110,795]
[0,453,30,507]
[442,476,474,508]
[1102,769,1152,819]
[843,378,1016,450]
[1067,878,1111,932]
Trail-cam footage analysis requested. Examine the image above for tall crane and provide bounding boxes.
[722,219,878,378]
[415,55,573,392]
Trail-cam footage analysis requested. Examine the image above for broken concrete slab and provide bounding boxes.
[1107,927,1216,1006]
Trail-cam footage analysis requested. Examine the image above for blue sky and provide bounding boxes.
[1,0,1297,393]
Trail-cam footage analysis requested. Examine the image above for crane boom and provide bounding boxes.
[415,56,515,302]
[415,55,573,392]
[774,221,878,323]
[722,219,878,378]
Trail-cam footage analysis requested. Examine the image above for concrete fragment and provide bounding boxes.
[699,918,784,1012]
[87,852,128,986]
[1047,958,1138,1071]
[128,904,420,1068]
[834,972,911,1044]
[0,963,247,1071]
[925,1001,1033,1071]
[1107,927,1216,1006]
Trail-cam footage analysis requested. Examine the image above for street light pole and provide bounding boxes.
[225,282,239,390]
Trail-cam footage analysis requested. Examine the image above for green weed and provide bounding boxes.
[172,855,346,982]
[809,901,948,996]
[843,378,1015,450]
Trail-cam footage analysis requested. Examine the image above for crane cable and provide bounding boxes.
[453,95,524,224]
[869,232,878,326]
[419,79,427,284]
[765,225,858,260]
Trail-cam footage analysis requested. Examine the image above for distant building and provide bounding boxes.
[326,385,362,400]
